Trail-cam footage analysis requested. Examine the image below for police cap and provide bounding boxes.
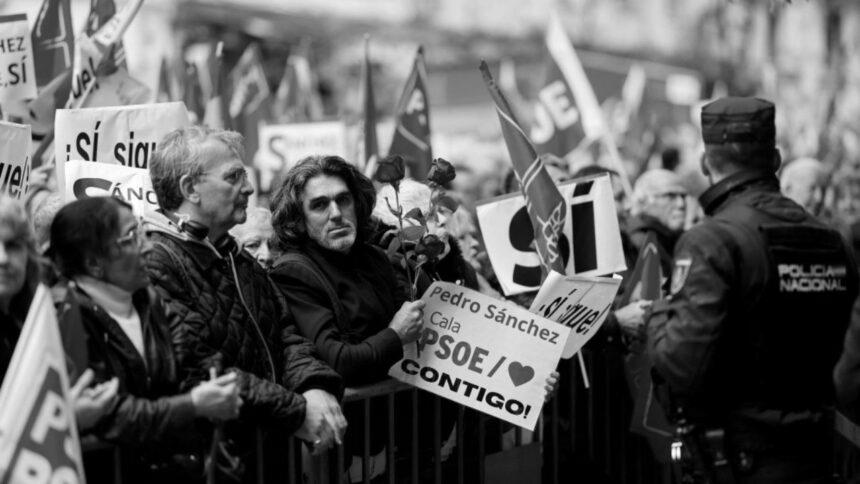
[701,97,775,145]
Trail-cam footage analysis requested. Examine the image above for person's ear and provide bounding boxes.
[84,256,104,279]
[700,152,711,179]
[770,148,782,173]
[179,174,201,205]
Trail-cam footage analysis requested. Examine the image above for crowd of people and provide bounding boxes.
[4,94,860,484]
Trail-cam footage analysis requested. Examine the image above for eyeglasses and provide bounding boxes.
[115,223,144,248]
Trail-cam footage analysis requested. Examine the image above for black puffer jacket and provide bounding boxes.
[142,211,343,434]
[55,282,205,483]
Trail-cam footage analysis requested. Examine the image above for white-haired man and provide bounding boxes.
[144,126,345,482]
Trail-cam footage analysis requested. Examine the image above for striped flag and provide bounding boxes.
[388,46,432,180]
[30,0,74,89]
[480,60,567,277]
[272,39,323,123]
[156,57,174,102]
[183,61,205,124]
[0,285,86,482]
[228,43,270,121]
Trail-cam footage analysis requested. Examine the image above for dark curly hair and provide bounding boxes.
[49,197,132,278]
[270,155,377,249]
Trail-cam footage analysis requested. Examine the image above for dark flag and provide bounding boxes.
[156,57,174,102]
[228,43,270,122]
[480,60,567,277]
[619,232,674,463]
[183,61,205,124]
[388,46,432,180]
[203,42,231,130]
[30,0,74,89]
[272,39,323,123]
[360,35,379,174]
[85,0,127,73]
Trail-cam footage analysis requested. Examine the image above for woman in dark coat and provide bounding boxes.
[50,197,241,483]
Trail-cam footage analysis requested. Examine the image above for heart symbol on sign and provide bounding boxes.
[508,362,535,387]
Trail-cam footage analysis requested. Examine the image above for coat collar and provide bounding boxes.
[698,170,779,216]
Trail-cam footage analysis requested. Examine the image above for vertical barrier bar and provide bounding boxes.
[603,352,613,476]
[569,356,578,456]
[478,414,486,484]
[388,393,396,484]
[412,390,419,484]
[256,428,265,484]
[363,398,371,484]
[337,440,345,484]
[552,395,560,484]
[587,352,596,462]
[287,436,297,484]
[456,407,465,484]
[113,447,123,484]
[433,396,442,484]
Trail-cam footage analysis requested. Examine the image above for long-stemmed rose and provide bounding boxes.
[375,154,420,299]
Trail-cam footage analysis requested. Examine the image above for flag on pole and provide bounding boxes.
[84,0,127,74]
[389,46,432,180]
[228,43,270,121]
[30,0,74,89]
[203,41,231,130]
[183,61,205,124]
[156,57,173,102]
[535,16,633,195]
[480,60,567,277]
[0,285,86,482]
[360,35,379,174]
[619,232,662,304]
[272,39,323,123]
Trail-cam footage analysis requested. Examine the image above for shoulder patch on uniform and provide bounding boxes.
[670,258,692,295]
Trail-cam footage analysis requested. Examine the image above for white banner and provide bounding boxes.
[54,101,190,189]
[0,14,37,107]
[530,271,621,358]
[389,282,568,430]
[0,285,86,482]
[0,120,31,200]
[256,121,348,192]
[476,173,626,295]
[63,160,156,216]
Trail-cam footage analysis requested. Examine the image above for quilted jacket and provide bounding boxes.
[142,211,343,436]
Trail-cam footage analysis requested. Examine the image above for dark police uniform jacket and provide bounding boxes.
[647,170,858,432]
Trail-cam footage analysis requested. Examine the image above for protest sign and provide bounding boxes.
[0,121,31,200]
[476,173,626,295]
[530,271,621,358]
[63,160,156,216]
[54,101,190,188]
[389,281,568,430]
[0,14,37,108]
[0,285,86,483]
[255,121,347,192]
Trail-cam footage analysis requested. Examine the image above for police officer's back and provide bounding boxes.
[647,97,859,483]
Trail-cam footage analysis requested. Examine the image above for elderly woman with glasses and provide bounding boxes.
[49,196,242,484]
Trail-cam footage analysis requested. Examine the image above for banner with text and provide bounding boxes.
[0,285,85,483]
[476,173,626,295]
[63,160,156,216]
[0,14,37,108]
[256,121,347,192]
[529,271,621,358]
[389,281,568,430]
[54,101,190,189]
[0,121,31,200]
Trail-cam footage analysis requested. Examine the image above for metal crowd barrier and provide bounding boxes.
[81,348,674,483]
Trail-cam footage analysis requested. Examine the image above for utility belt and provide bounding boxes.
[669,410,831,484]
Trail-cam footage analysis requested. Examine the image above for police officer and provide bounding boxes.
[647,97,859,483]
